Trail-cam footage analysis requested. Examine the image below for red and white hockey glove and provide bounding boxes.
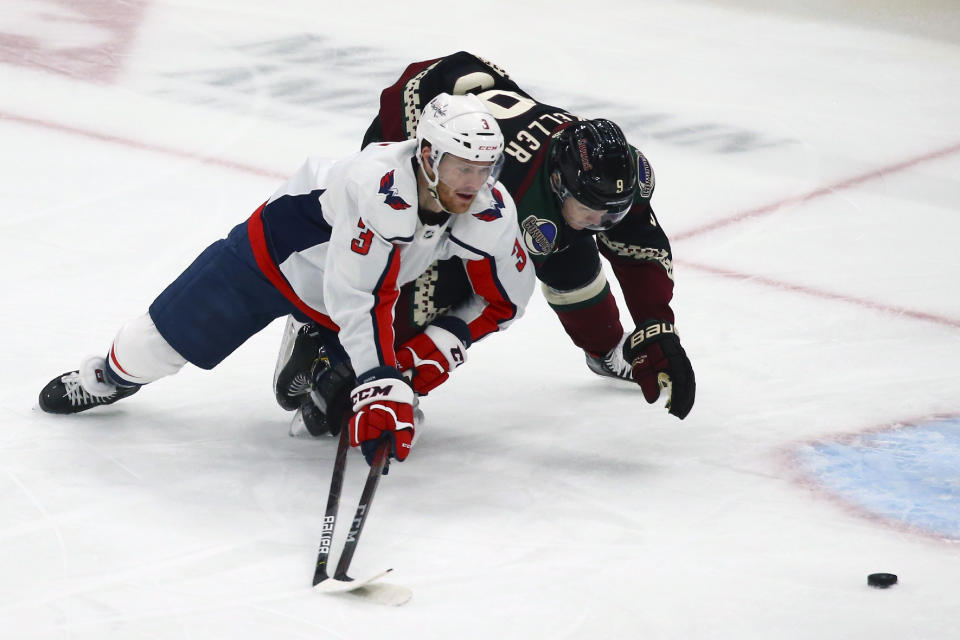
[396,318,471,395]
[348,370,416,465]
[622,320,696,420]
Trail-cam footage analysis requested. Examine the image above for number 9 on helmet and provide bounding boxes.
[549,118,639,230]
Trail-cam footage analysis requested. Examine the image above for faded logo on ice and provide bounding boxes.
[0,0,148,83]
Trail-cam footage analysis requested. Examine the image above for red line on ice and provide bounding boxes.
[682,260,960,329]
[0,111,286,180]
[673,141,960,242]
[5,108,959,328]
[673,141,960,329]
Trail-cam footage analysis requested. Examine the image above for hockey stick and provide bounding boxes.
[314,436,396,594]
[311,423,350,586]
[333,437,390,579]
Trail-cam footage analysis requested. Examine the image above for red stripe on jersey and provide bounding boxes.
[464,259,517,343]
[246,203,339,332]
[109,344,131,376]
[371,247,402,367]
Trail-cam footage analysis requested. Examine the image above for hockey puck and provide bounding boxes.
[867,573,898,588]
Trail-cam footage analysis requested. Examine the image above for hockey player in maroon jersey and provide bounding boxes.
[365,52,695,420]
[277,52,694,424]
[38,93,535,464]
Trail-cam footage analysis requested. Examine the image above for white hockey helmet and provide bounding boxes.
[415,93,505,198]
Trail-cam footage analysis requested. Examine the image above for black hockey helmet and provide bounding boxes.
[550,119,638,227]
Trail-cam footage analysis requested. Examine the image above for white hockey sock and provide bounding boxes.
[107,313,187,386]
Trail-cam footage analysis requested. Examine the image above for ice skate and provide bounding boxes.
[274,317,327,411]
[39,356,139,414]
[584,333,633,382]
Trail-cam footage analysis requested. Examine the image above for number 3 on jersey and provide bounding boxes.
[351,219,374,255]
[512,239,527,271]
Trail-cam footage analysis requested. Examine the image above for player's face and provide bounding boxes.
[435,154,495,214]
[560,196,607,230]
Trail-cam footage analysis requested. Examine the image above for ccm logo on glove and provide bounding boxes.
[351,382,399,405]
[349,373,416,465]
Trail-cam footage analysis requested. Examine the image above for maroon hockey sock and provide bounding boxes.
[552,291,624,356]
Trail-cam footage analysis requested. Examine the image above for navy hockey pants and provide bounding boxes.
[148,220,311,370]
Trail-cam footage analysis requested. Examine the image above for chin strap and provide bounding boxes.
[417,147,451,214]
[426,185,448,214]
[417,150,493,216]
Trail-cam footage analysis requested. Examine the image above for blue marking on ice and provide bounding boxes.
[797,418,960,539]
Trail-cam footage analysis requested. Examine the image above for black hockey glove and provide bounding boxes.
[304,352,356,436]
[622,320,696,420]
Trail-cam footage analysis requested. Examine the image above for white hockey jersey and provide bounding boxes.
[246,140,534,378]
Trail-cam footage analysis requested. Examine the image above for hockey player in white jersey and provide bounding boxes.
[39,93,535,465]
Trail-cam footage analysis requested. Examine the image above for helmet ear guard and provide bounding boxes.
[550,119,639,224]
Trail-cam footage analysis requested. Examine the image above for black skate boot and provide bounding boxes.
[289,353,425,438]
[584,333,634,383]
[289,347,355,438]
[290,395,334,438]
[274,318,328,411]
[39,357,139,414]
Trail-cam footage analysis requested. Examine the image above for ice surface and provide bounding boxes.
[2,1,959,638]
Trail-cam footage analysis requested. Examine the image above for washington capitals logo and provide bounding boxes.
[429,101,448,119]
[379,170,411,210]
[472,187,505,222]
